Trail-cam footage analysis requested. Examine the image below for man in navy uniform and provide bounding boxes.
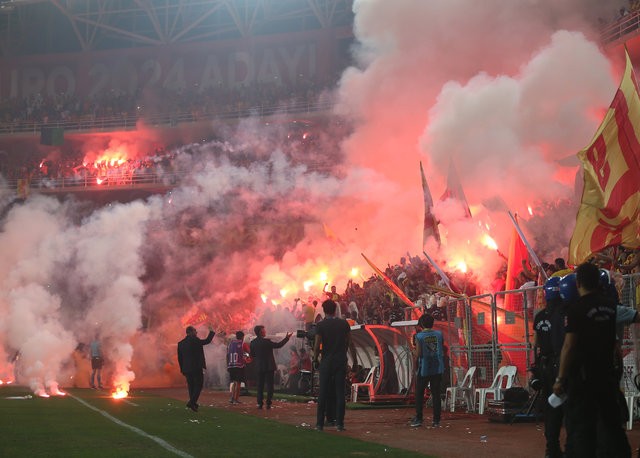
[553,262,631,457]
[533,276,565,458]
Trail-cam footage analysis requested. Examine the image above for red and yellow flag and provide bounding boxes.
[569,50,640,265]
[361,253,415,308]
[323,222,346,247]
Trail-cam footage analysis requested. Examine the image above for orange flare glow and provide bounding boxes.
[482,234,498,251]
[88,149,129,168]
[527,205,533,216]
[112,388,128,399]
[350,267,359,277]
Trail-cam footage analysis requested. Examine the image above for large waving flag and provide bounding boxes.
[569,50,640,265]
[361,253,415,308]
[323,222,346,247]
[420,161,441,247]
[440,161,472,218]
[504,218,530,311]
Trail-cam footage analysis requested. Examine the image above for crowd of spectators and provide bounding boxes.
[1,125,325,192]
[277,244,640,335]
[0,76,328,128]
[0,75,334,191]
[275,255,468,330]
[3,147,179,192]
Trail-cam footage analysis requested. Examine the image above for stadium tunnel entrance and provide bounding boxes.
[349,324,416,404]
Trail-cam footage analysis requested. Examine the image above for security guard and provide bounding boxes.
[533,276,565,458]
[553,263,631,458]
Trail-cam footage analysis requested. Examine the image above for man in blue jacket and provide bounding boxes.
[412,313,444,428]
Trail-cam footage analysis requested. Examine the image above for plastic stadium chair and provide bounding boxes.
[474,365,517,414]
[625,390,640,430]
[351,366,377,402]
[445,366,477,412]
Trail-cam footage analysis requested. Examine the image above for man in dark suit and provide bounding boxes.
[249,325,292,409]
[177,323,215,412]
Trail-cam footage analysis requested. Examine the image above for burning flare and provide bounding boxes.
[112,386,128,399]
[481,234,498,251]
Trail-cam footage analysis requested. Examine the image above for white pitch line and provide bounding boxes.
[68,393,193,458]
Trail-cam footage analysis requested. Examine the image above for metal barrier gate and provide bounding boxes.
[406,273,640,399]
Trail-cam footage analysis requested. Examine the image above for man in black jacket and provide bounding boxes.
[177,324,215,412]
[249,325,292,409]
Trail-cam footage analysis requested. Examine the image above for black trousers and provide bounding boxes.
[415,373,442,423]
[316,357,346,428]
[564,379,631,458]
[287,373,301,394]
[325,376,336,422]
[184,371,204,406]
[541,359,564,455]
[256,370,275,407]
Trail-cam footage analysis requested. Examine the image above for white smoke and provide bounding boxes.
[336,0,621,283]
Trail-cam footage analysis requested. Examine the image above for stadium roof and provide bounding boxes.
[0,0,354,56]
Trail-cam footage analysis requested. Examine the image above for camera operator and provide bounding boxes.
[533,276,566,458]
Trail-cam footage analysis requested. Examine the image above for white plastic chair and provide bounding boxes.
[625,393,638,430]
[474,365,517,414]
[445,366,477,412]
[351,366,377,402]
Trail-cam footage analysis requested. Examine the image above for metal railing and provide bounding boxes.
[601,11,640,44]
[1,169,189,193]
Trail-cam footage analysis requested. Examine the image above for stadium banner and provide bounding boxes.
[0,28,347,99]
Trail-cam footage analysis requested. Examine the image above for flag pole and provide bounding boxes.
[507,211,548,281]
[422,250,455,293]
